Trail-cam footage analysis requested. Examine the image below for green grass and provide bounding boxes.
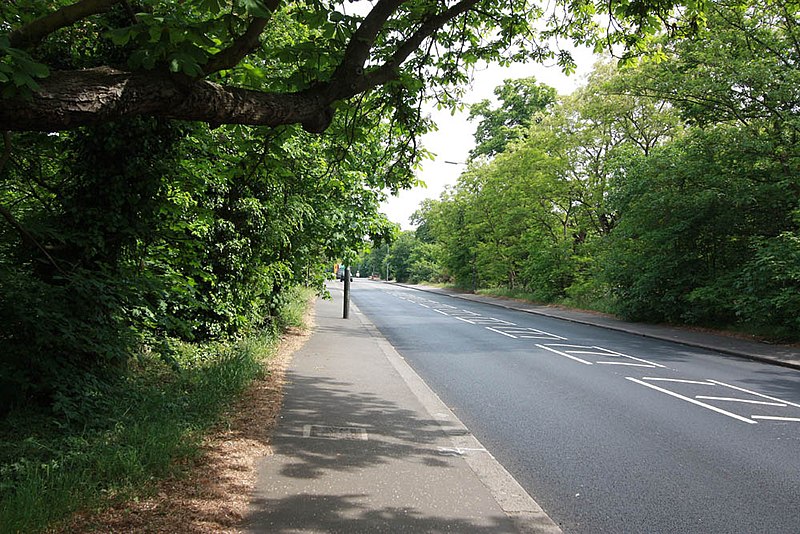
[0,287,314,534]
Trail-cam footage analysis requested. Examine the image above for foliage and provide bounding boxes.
[0,0,716,131]
[0,86,413,413]
[736,232,800,339]
[0,287,313,534]
[602,126,795,324]
[400,1,800,339]
[467,76,557,159]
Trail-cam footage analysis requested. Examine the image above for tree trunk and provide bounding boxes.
[0,67,336,133]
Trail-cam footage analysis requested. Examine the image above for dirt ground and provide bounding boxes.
[59,303,315,533]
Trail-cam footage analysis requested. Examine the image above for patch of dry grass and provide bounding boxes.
[55,303,316,533]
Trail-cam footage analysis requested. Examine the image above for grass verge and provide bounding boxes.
[0,286,314,534]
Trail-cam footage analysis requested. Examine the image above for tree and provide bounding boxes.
[467,76,557,159]
[599,0,800,332]
[1,0,713,133]
[0,93,408,412]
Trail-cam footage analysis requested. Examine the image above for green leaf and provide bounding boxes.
[239,0,272,17]
[199,0,224,13]
[105,28,132,46]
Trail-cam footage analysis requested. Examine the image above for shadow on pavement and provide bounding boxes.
[270,373,461,480]
[246,494,517,533]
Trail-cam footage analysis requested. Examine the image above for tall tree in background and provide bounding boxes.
[602,0,800,335]
[467,77,557,159]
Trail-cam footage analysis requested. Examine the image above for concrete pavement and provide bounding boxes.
[244,284,561,533]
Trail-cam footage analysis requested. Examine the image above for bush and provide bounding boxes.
[734,233,800,340]
[0,287,312,533]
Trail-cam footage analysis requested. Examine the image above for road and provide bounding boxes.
[349,280,800,534]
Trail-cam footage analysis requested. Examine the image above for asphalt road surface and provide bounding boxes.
[350,280,800,534]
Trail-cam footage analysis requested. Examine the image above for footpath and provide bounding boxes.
[243,282,799,533]
[244,284,561,533]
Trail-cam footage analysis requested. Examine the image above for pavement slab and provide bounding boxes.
[244,285,560,533]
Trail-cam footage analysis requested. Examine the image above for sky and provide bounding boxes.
[379,48,597,229]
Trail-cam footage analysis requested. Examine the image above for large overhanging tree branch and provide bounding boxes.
[0,0,706,133]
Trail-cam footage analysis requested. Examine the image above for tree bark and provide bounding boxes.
[0,67,337,132]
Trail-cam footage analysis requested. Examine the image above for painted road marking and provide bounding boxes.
[596,361,656,367]
[707,380,800,409]
[695,396,787,407]
[592,347,666,368]
[537,344,663,368]
[468,317,517,326]
[625,377,757,424]
[487,327,518,339]
[536,344,593,365]
[393,290,800,427]
[491,327,565,340]
[642,377,715,386]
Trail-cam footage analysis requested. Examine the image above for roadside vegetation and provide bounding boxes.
[0,286,312,534]
[363,1,800,342]
[2,0,798,531]
[0,109,402,534]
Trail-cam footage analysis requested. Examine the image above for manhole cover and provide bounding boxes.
[302,425,368,441]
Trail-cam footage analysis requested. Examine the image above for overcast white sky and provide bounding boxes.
[380,47,597,229]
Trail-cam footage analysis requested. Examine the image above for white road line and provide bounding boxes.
[419,303,430,308]
[751,415,800,422]
[486,327,518,339]
[642,378,715,386]
[596,361,656,368]
[529,330,567,340]
[433,309,449,316]
[707,380,800,409]
[536,344,593,365]
[488,317,516,325]
[461,309,481,315]
[593,347,667,368]
[455,316,476,324]
[695,396,787,406]
[625,377,756,424]
[497,328,561,338]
